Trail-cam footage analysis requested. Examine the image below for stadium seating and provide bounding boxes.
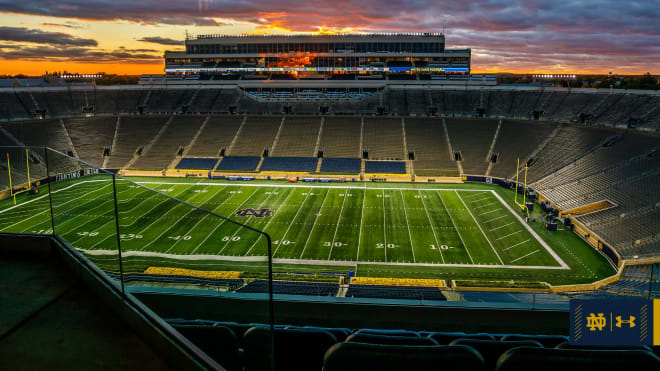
[270,117,321,157]
[345,284,445,300]
[63,117,117,167]
[175,158,218,170]
[229,116,281,156]
[216,156,261,171]
[170,324,241,371]
[259,157,318,172]
[131,115,205,169]
[495,347,660,370]
[186,116,242,157]
[319,158,361,173]
[236,280,339,296]
[450,339,543,370]
[405,117,459,176]
[346,333,438,346]
[104,116,168,169]
[363,118,405,160]
[364,161,407,174]
[318,117,361,158]
[445,119,499,175]
[488,120,556,178]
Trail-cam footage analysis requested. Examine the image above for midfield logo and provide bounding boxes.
[236,208,273,218]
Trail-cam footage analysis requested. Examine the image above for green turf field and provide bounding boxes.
[0,175,616,286]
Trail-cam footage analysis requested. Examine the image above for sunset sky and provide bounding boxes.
[0,0,658,76]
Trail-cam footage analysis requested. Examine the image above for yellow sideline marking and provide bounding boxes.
[144,267,241,280]
[351,276,446,288]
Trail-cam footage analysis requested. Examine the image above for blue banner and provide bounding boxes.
[570,299,654,346]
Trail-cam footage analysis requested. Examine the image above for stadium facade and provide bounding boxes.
[164,33,471,80]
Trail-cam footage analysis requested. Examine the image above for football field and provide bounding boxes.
[0,177,568,272]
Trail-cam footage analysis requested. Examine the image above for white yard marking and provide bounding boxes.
[468,197,491,203]
[399,190,416,263]
[511,249,540,263]
[218,189,277,255]
[328,190,348,260]
[419,190,445,264]
[356,187,366,261]
[455,191,504,265]
[503,239,531,251]
[300,189,331,258]
[490,222,515,232]
[245,188,296,256]
[496,230,523,241]
[436,191,474,264]
[382,189,387,262]
[474,202,498,209]
[273,189,313,257]
[479,209,499,216]
[483,214,508,223]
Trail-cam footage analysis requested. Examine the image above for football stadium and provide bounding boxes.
[1,29,660,370]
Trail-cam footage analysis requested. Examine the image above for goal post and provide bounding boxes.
[514,158,529,217]
[6,148,33,205]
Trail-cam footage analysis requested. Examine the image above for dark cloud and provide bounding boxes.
[138,36,183,46]
[0,45,162,63]
[0,1,658,71]
[0,26,97,46]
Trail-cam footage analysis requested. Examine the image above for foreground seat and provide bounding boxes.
[427,331,495,344]
[243,327,338,371]
[450,339,542,369]
[323,342,486,371]
[171,324,241,371]
[499,334,568,348]
[355,328,420,337]
[496,347,660,371]
[346,333,438,346]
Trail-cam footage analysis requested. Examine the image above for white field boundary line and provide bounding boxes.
[134,180,487,193]
[490,190,569,269]
[399,190,416,263]
[455,190,504,265]
[76,248,567,270]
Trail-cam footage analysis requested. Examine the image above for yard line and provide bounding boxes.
[474,202,498,209]
[327,190,348,260]
[468,197,490,203]
[356,187,366,261]
[382,189,387,262]
[193,186,262,255]
[246,188,296,256]
[273,189,313,257]
[436,191,473,264]
[464,192,488,199]
[496,230,523,241]
[455,191,504,265]
[418,190,444,263]
[2,182,114,231]
[219,189,276,255]
[479,209,499,216]
[503,239,531,251]
[490,222,515,231]
[511,249,540,262]
[300,189,331,258]
[483,214,507,223]
[399,190,415,263]
[0,179,110,215]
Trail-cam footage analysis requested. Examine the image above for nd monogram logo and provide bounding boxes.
[236,208,273,218]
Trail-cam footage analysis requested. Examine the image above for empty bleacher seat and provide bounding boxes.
[216,156,260,171]
[364,161,406,174]
[500,334,568,348]
[260,157,318,172]
[323,343,486,371]
[175,158,218,170]
[495,347,660,370]
[243,327,338,371]
[320,158,361,173]
[427,332,496,344]
[171,324,241,371]
[355,328,420,337]
[345,285,445,301]
[450,339,543,370]
[346,333,438,346]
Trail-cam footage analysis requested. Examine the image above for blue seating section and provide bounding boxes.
[260,157,318,172]
[365,161,407,174]
[320,158,361,173]
[236,280,339,296]
[345,285,446,301]
[217,156,261,171]
[175,157,218,170]
[166,319,658,371]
